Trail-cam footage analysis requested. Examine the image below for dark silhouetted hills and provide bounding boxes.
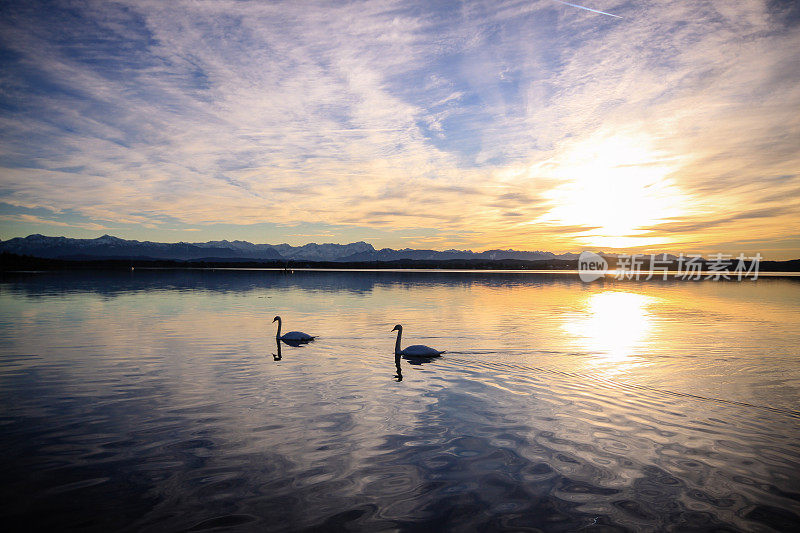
[1,234,797,272]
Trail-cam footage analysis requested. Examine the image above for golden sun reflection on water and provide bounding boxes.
[564,291,657,373]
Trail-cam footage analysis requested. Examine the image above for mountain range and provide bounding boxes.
[0,234,578,263]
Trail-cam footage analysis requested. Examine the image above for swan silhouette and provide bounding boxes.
[392,324,444,357]
[273,316,315,344]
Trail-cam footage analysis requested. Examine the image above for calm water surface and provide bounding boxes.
[1,270,799,531]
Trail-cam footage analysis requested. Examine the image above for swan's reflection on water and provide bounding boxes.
[280,338,311,348]
[272,338,282,361]
[402,355,439,365]
[394,351,440,381]
[272,337,315,361]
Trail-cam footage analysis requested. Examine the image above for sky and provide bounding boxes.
[0,0,799,258]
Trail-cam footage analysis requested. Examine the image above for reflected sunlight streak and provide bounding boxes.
[564,291,656,372]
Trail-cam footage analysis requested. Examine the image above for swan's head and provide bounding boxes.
[272,315,281,323]
[391,324,402,332]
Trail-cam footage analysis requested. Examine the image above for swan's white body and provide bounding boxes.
[273,316,315,342]
[392,324,443,357]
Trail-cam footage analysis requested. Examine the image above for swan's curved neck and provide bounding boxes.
[275,317,282,338]
[394,328,402,355]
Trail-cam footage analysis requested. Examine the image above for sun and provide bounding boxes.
[534,131,688,249]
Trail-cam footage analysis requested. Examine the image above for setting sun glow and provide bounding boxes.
[536,133,688,250]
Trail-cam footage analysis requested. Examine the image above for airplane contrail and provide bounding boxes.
[552,0,623,19]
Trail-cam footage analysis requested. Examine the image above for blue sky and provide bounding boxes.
[1,0,799,257]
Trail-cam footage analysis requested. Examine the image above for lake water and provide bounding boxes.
[1,270,799,531]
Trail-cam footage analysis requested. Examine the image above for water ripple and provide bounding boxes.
[2,272,799,531]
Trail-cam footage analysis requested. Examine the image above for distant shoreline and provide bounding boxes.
[2,252,799,274]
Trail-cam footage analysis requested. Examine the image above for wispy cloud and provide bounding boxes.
[0,213,110,231]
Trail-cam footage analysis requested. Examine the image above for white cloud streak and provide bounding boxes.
[551,1,623,19]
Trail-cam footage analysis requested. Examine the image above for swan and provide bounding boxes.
[273,316,315,343]
[391,324,444,357]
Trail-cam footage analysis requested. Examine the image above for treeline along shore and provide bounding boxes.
[2,252,798,273]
